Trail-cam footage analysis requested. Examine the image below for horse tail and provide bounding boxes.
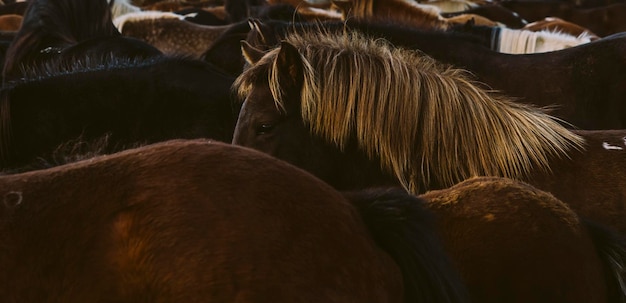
[583,219,626,303]
[0,88,12,167]
[344,188,470,303]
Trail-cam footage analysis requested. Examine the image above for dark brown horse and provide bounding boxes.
[0,0,238,171]
[0,56,237,171]
[232,30,626,302]
[0,139,469,303]
[2,0,162,81]
[233,30,626,239]
[243,19,626,129]
[418,176,626,303]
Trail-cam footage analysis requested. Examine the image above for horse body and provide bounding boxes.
[501,1,626,36]
[115,11,231,58]
[232,29,626,237]
[496,27,591,53]
[233,30,626,302]
[0,139,468,303]
[0,56,237,171]
[2,0,162,81]
[0,0,241,171]
[527,129,626,235]
[421,177,617,303]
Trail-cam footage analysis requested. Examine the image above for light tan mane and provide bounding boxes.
[236,31,584,194]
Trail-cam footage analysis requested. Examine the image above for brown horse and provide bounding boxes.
[0,139,470,303]
[522,16,601,40]
[232,30,626,239]
[242,19,626,129]
[333,0,451,30]
[0,14,22,31]
[115,11,231,58]
[418,176,625,303]
[500,1,626,36]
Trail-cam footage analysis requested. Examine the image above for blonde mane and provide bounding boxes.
[236,31,584,194]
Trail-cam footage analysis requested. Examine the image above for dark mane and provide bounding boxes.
[0,56,237,170]
[3,0,120,79]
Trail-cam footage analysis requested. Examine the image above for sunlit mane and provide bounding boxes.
[236,30,584,194]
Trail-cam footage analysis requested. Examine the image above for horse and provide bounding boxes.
[201,19,256,76]
[500,1,626,36]
[332,0,451,30]
[0,0,238,170]
[0,139,470,303]
[0,14,22,31]
[114,11,231,58]
[232,30,626,241]
[242,19,626,130]
[489,26,592,53]
[415,176,626,303]
[2,0,162,81]
[441,3,528,28]
[0,55,237,171]
[522,16,600,40]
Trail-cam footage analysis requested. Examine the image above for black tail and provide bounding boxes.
[344,187,470,303]
[3,0,119,79]
[583,219,626,303]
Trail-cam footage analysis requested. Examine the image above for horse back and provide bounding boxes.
[528,129,626,235]
[0,140,403,302]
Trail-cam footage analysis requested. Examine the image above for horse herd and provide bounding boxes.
[0,0,625,302]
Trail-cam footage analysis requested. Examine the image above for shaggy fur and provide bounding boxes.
[0,139,468,303]
[114,13,230,58]
[421,176,626,303]
[236,30,584,193]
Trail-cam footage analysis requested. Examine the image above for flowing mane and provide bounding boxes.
[236,30,584,193]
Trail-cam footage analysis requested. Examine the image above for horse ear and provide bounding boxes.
[241,40,265,65]
[247,18,272,47]
[276,41,304,87]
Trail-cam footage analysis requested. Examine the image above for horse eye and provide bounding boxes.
[256,123,275,135]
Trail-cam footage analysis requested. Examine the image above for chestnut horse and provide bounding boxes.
[233,30,626,239]
[0,139,469,303]
[500,1,626,36]
[114,11,231,58]
[242,19,626,129]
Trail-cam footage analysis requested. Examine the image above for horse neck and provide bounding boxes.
[323,143,401,191]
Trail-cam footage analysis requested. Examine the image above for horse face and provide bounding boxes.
[233,78,346,185]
